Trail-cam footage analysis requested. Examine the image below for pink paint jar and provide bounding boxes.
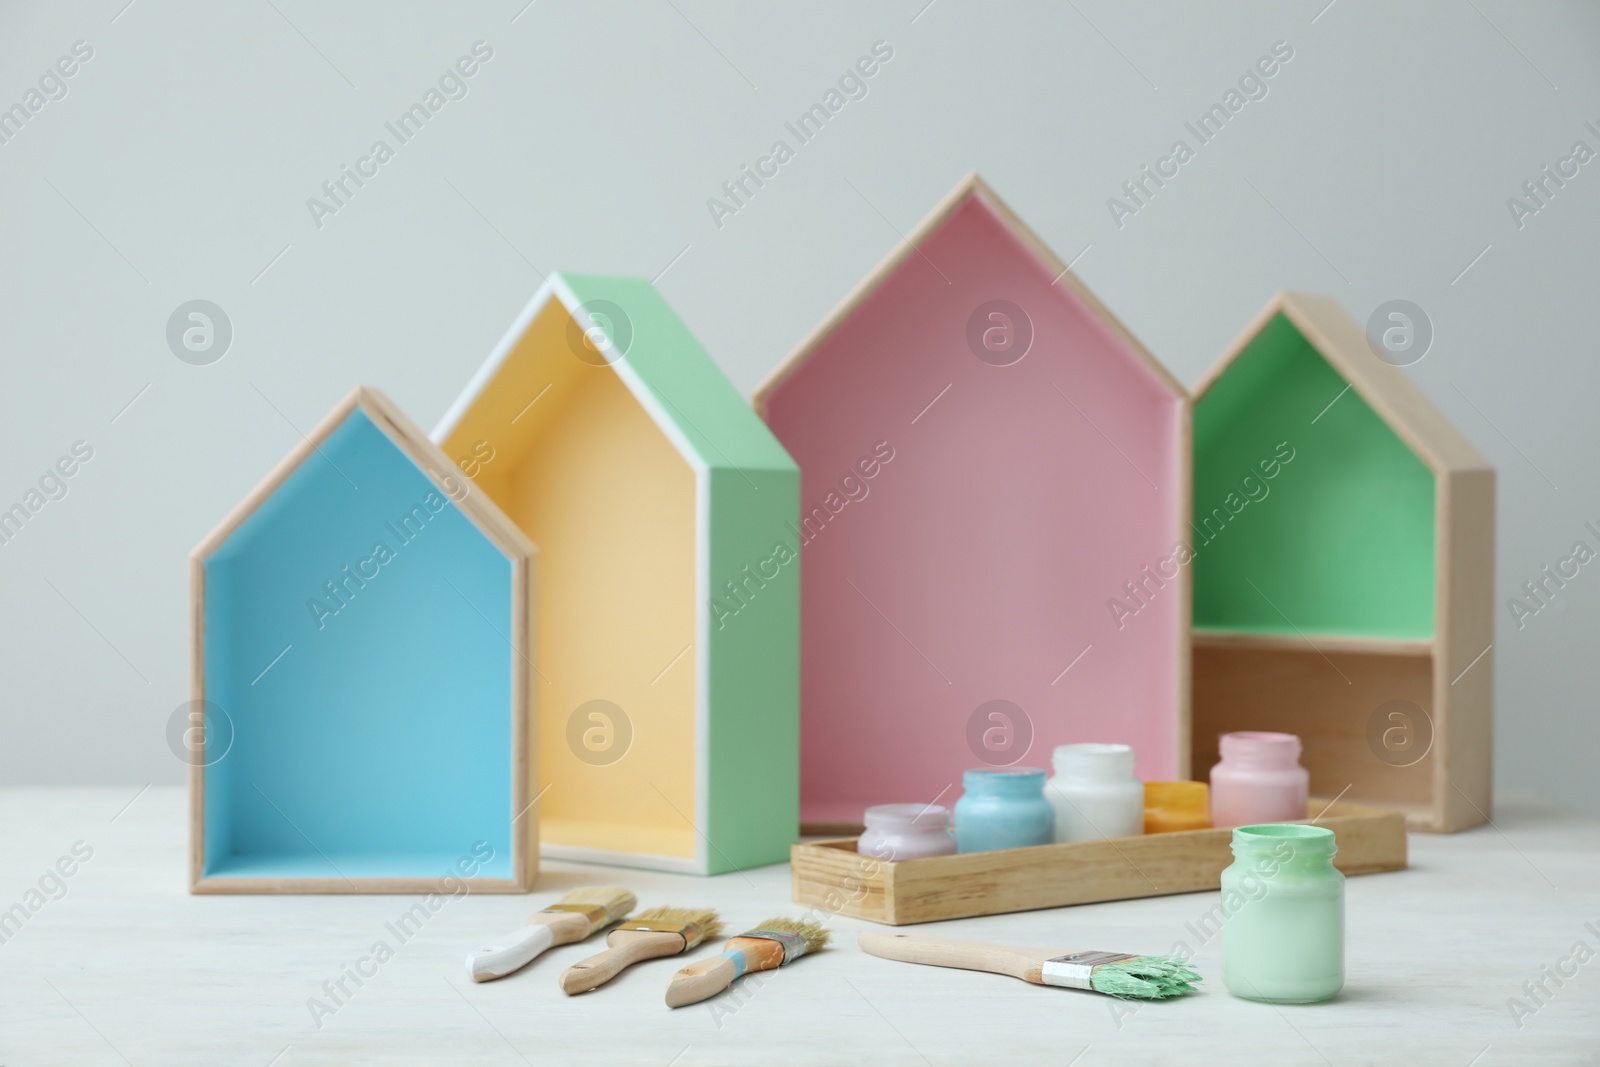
[1209,732,1309,828]
[857,804,956,860]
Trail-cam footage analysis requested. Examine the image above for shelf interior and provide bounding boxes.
[438,298,700,862]
[203,409,518,881]
[1193,312,1436,641]
[768,191,1189,824]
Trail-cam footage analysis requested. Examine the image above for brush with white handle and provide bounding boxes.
[467,887,635,982]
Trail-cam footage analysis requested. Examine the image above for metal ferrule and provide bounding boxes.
[738,928,809,964]
[619,918,700,946]
[1040,950,1139,990]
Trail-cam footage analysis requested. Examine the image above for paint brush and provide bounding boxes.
[859,932,1200,999]
[466,886,636,982]
[559,906,723,995]
[664,917,830,1007]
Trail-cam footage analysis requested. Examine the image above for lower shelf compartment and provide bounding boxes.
[1192,641,1440,828]
[790,798,1406,925]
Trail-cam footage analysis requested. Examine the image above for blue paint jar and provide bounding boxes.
[953,767,1054,853]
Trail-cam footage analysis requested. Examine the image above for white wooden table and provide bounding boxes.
[2,788,1595,1065]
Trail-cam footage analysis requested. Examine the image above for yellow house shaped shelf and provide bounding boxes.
[435,274,799,874]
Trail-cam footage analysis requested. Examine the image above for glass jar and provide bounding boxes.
[856,804,956,860]
[1047,743,1144,842]
[1143,781,1212,833]
[1209,731,1309,828]
[953,768,1054,853]
[1221,823,1344,1003]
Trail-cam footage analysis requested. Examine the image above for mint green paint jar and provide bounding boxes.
[1220,823,1343,1003]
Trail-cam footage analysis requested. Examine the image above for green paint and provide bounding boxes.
[558,274,800,872]
[1192,313,1435,639]
[1089,956,1202,1000]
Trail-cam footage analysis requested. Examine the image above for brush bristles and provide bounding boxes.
[551,886,636,931]
[631,906,723,946]
[1088,955,1202,1000]
[555,885,636,912]
[746,917,831,952]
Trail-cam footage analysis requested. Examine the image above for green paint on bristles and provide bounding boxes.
[1088,956,1202,999]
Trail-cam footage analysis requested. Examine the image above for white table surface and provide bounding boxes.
[2,787,1596,1066]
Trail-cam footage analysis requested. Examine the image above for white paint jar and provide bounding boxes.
[1048,743,1144,842]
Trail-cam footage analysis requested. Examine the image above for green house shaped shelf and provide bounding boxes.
[1190,293,1494,832]
[433,273,800,874]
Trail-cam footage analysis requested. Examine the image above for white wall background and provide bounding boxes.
[1,0,1596,816]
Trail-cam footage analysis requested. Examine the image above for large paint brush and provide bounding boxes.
[664,917,830,1007]
[467,886,635,982]
[860,932,1200,999]
[560,906,723,995]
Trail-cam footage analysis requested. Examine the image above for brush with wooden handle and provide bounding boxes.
[560,907,723,995]
[664,917,829,1007]
[859,932,1200,999]
[466,887,635,982]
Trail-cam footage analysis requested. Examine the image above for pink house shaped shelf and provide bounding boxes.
[756,174,1191,831]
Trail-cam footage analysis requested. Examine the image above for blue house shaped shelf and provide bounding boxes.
[189,387,536,893]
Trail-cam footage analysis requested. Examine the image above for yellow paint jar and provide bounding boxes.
[1143,781,1212,834]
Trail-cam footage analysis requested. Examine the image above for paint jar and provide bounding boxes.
[953,768,1054,853]
[1047,744,1144,842]
[1221,823,1344,1003]
[1143,781,1212,834]
[857,804,956,860]
[1209,731,1309,828]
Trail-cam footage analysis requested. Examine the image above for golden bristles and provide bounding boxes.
[557,886,636,920]
[633,906,724,945]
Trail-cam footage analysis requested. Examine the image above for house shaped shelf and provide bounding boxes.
[755,174,1191,832]
[1190,293,1494,832]
[434,274,799,874]
[190,387,536,893]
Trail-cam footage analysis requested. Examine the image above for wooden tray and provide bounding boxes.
[791,798,1406,925]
